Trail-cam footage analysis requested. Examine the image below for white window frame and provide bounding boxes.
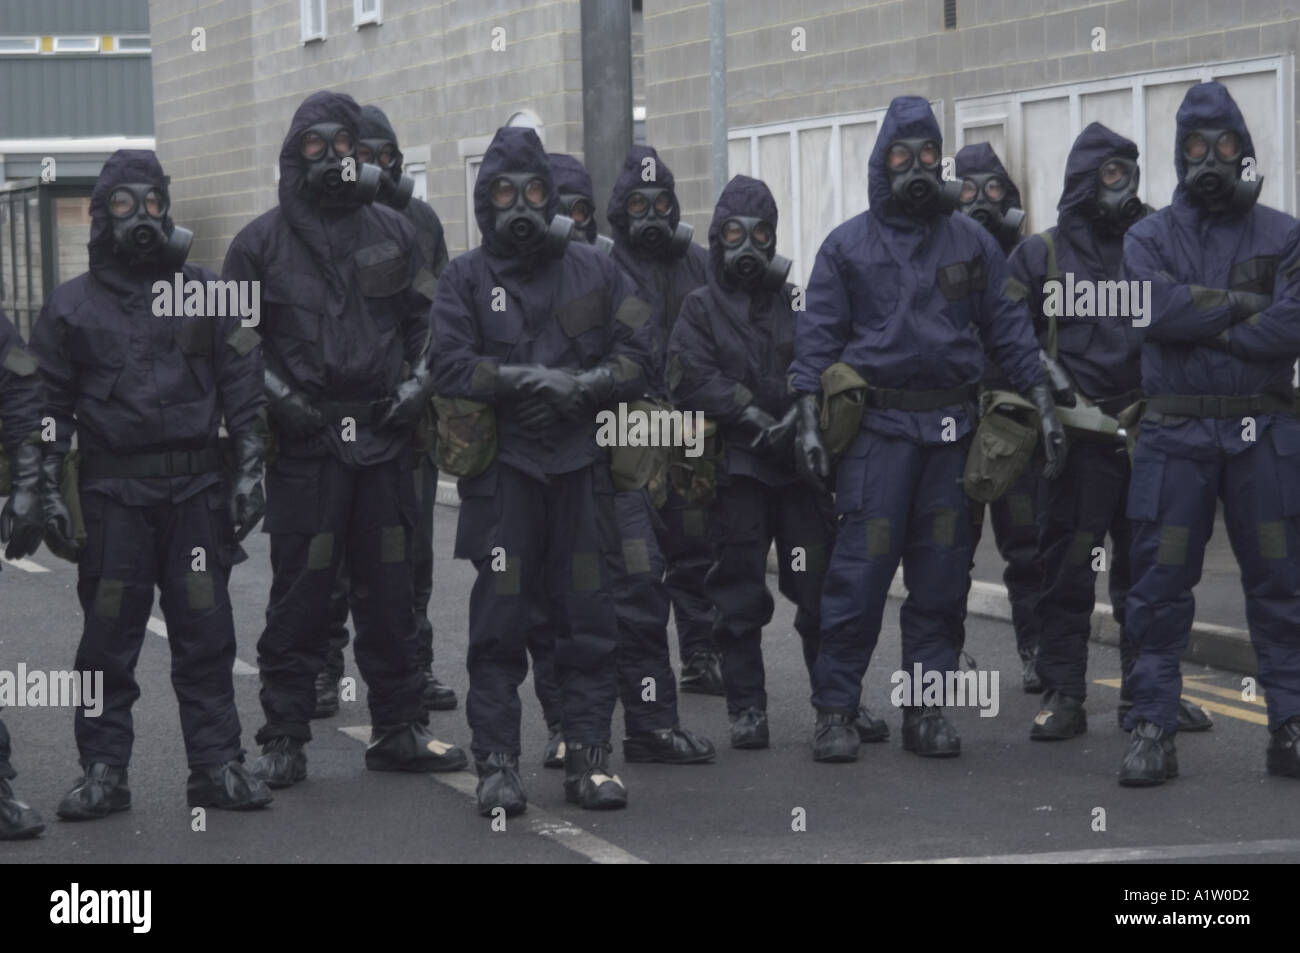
[0,37,40,54]
[354,0,382,28]
[52,36,100,53]
[107,35,152,54]
[301,0,326,44]
[955,55,1295,215]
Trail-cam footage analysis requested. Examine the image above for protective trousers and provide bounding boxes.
[660,485,717,660]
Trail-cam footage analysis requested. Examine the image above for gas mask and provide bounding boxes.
[958,173,1025,245]
[886,138,962,218]
[106,183,192,268]
[624,187,693,258]
[557,191,598,244]
[1180,127,1262,214]
[1092,156,1146,235]
[488,172,575,259]
[299,123,382,207]
[718,216,791,293]
[358,137,414,210]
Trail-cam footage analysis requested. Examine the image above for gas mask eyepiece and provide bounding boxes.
[958,173,1023,243]
[107,183,190,268]
[1093,156,1145,234]
[1181,127,1262,214]
[558,192,598,243]
[719,216,789,293]
[489,173,572,259]
[626,187,687,257]
[887,138,961,218]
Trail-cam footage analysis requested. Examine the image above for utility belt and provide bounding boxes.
[866,383,977,412]
[1144,392,1295,419]
[317,399,385,426]
[80,446,224,480]
[1095,389,1144,418]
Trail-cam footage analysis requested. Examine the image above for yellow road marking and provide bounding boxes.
[1091,678,1267,725]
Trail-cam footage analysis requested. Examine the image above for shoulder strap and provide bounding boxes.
[1039,229,1059,360]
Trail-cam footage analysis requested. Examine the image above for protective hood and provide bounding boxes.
[1058,121,1139,214]
[548,152,598,243]
[1172,81,1257,209]
[473,126,561,259]
[359,103,405,180]
[868,96,945,214]
[954,142,1022,209]
[707,173,785,292]
[88,149,185,283]
[607,143,681,236]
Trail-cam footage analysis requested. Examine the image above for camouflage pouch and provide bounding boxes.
[1116,398,1145,466]
[963,390,1039,504]
[819,362,869,459]
[609,399,671,502]
[668,416,722,506]
[432,396,497,479]
[44,449,87,563]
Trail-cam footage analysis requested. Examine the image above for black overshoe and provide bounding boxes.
[1117,698,1213,732]
[422,671,458,712]
[311,671,340,719]
[366,722,468,773]
[563,743,627,810]
[1266,717,1300,779]
[56,763,131,820]
[624,725,716,764]
[1022,655,1044,694]
[680,650,724,696]
[0,779,45,839]
[1030,690,1088,740]
[250,737,308,789]
[729,707,769,750]
[854,705,889,742]
[542,722,565,769]
[187,761,273,810]
[901,706,961,757]
[475,753,527,817]
[812,711,859,762]
[1117,719,1178,786]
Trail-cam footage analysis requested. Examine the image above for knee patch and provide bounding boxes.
[1067,529,1096,566]
[186,570,215,611]
[493,555,521,596]
[1257,520,1288,560]
[865,517,891,556]
[622,538,652,575]
[572,551,601,592]
[1156,525,1189,566]
[92,578,124,619]
[307,532,335,571]
[380,525,406,564]
[932,508,957,548]
[1006,493,1035,528]
[681,508,707,538]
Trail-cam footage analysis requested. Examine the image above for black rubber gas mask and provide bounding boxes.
[886,138,962,218]
[719,216,790,293]
[558,191,598,244]
[624,187,693,258]
[299,123,381,207]
[488,172,574,259]
[958,173,1024,245]
[358,137,414,210]
[1180,127,1262,214]
[106,183,192,268]
[1093,156,1146,235]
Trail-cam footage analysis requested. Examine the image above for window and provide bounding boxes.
[354,0,382,28]
[301,0,326,43]
[52,36,100,53]
[730,105,942,286]
[0,37,40,54]
[405,163,428,202]
[110,36,152,53]
[955,56,1294,233]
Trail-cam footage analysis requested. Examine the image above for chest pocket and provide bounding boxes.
[355,240,411,298]
[174,317,216,395]
[1229,255,1279,294]
[937,257,988,302]
[556,287,608,365]
[66,326,127,401]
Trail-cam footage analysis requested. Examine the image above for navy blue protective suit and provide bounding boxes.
[669,175,836,713]
[30,150,264,769]
[789,97,1046,715]
[607,146,717,666]
[321,103,452,690]
[1007,122,1144,702]
[430,128,653,758]
[1122,83,1300,734]
[954,143,1043,670]
[222,92,431,744]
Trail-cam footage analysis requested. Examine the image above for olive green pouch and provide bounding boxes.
[609,399,671,504]
[432,396,497,479]
[963,390,1039,504]
[668,416,722,506]
[818,362,869,458]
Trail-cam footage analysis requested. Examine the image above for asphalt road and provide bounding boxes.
[0,501,1294,865]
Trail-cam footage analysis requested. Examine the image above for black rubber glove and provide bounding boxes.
[0,442,45,560]
[733,404,780,446]
[515,397,560,429]
[265,368,326,440]
[229,430,266,543]
[377,361,434,432]
[563,365,618,419]
[1027,382,1067,480]
[793,393,829,492]
[39,449,75,557]
[1226,290,1272,322]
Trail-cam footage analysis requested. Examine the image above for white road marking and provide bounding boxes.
[147,616,259,675]
[0,554,49,573]
[892,838,1300,864]
[338,724,648,865]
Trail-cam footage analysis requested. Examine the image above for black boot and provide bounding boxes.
[1266,717,1300,779]
[1117,719,1178,786]
[680,650,724,696]
[187,761,273,810]
[1030,690,1088,740]
[250,737,308,789]
[812,711,859,762]
[624,725,716,764]
[542,722,566,769]
[1022,653,1044,694]
[366,722,468,773]
[853,705,890,742]
[563,743,627,810]
[56,763,131,820]
[312,671,340,719]
[422,671,458,712]
[0,779,45,839]
[729,708,769,750]
[476,753,527,817]
[901,706,961,757]
[1117,698,1213,732]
